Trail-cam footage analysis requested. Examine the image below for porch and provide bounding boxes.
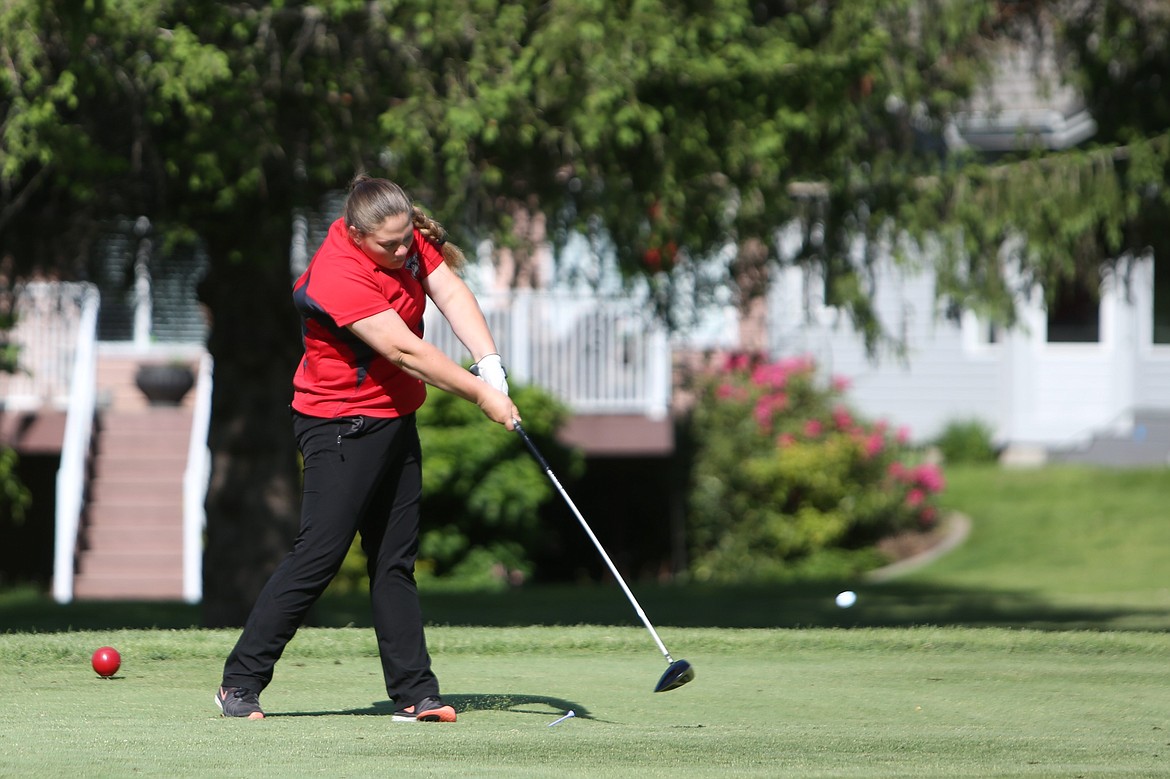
[0,281,676,604]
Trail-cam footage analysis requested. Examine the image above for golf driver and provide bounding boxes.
[512,419,694,693]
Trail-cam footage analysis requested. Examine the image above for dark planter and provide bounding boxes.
[135,363,195,406]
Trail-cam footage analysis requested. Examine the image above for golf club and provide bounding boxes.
[512,419,695,693]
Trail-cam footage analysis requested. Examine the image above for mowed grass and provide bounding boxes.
[3,464,1170,776]
[916,465,1170,601]
[3,626,1170,778]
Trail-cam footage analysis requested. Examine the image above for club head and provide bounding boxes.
[654,659,695,692]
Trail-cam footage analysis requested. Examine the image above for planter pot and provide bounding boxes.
[135,363,195,406]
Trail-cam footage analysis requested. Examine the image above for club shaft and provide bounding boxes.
[514,421,674,663]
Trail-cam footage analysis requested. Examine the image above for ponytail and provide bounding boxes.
[411,206,466,271]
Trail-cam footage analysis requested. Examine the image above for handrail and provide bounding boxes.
[182,352,214,603]
[51,284,101,604]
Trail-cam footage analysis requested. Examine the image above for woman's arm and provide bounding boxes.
[421,262,499,363]
[347,309,518,428]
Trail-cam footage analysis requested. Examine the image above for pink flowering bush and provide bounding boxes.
[683,351,945,582]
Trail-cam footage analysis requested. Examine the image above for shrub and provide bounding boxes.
[683,351,944,583]
[325,381,582,595]
[935,418,999,465]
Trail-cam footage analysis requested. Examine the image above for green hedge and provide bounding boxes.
[326,382,581,594]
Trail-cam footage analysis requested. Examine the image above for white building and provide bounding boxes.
[757,31,1168,465]
[766,251,1170,465]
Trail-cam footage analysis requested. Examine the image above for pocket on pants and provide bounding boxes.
[338,416,366,439]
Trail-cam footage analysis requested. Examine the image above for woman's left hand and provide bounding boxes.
[472,353,509,395]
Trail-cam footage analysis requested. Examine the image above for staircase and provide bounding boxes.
[71,355,197,600]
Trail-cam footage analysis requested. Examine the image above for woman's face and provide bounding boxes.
[350,213,414,269]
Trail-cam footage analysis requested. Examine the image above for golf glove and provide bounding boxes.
[472,353,509,396]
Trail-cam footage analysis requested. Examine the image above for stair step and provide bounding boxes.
[84,525,183,547]
[98,431,193,450]
[86,506,183,525]
[73,374,196,602]
[84,537,180,551]
[99,417,194,433]
[100,422,191,435]
[89,480,184,504]
[72,577,186,600]
[82,552,182,568]
[100,407,194,423]
[78,553,184,575]
[94,459,186,479]
[92,464,185,477]
[91,473,184,486]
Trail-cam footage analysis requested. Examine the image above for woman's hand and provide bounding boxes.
[471,353,509,395]
[349,307,518,429]
[477,385,520,430]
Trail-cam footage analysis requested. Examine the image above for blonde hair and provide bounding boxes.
[344,174,466,270]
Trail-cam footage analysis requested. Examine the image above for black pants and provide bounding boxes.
[221,412,438,706]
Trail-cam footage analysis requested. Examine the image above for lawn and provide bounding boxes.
[3,626,1169,778]
[2,464,1169,777]
[899,464,1170,629]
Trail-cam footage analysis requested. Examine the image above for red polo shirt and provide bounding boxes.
[291,218,446,418]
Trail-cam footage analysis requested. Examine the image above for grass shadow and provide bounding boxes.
[308,581,1170,632]
[269,693,588,721]
[0,587,201,632]
[3,581,1169,633]
[445,693,589,720]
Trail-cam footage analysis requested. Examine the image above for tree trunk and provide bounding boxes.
[198,237,304,627]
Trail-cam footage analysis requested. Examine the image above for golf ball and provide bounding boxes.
[835,590,857,608]
[92,646,121,677]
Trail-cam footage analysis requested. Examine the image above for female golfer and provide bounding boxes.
[215,175,516,722]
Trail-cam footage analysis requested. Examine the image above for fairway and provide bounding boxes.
[5,466,1170,776]
[3,626,1169,777]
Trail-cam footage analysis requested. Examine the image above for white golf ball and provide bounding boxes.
[835,590,857,608]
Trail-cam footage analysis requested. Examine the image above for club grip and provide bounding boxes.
[512,420,551,472]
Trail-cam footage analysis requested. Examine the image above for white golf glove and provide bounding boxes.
[472,353,509,396]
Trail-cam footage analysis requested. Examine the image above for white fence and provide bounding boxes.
[2,286,676,425]
[182,353,214,603]
[51,286,99,603]
[423,291,672,419]
[8,283,105,604]
[0,282,100,410]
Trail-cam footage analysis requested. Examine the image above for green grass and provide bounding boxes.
[3,464,1170,777]
[923,465,1170,591]
[906,464,1170,622]
[3,626,1170,778]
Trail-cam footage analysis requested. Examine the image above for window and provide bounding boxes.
[1046,275,1100,343]
[1154,254,1170,345]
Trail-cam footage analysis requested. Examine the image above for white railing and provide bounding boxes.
[424,290,671,419]
[0,282,98,410]
[18,283,666,604]
[6,279,212,604]
[182,352,214,603]
[48,283,101,604]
